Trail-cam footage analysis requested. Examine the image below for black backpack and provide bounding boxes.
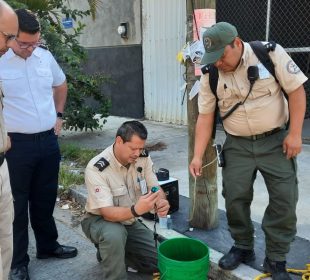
[201,41,288,139]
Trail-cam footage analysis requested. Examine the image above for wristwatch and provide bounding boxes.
[130,205,140,217]
[57,112,63,118]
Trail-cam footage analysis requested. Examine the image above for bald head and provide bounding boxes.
[0,0,18,54]
[0,0,17,28]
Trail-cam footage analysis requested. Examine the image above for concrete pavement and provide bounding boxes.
[25,116,310,279]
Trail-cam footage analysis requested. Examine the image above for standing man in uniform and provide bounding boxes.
[0,9,77,280]
[190,22,307,280]
[81,120,170,280]
[0,2,18,279]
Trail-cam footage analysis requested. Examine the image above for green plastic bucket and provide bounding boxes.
[158,237,209,280]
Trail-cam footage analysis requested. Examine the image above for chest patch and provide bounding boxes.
[94,157,109,171]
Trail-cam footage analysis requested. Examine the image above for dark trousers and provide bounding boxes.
[81,215,157,280]
[222,129,298,261]
[6,130,61,268]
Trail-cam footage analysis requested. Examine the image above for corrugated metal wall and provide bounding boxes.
[142,0,187,124]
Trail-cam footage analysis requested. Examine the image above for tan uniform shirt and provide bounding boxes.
[198,42,308,136]
[0,87,8,153]
[85,144,159,225]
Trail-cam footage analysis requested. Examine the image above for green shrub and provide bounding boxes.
[7,0,111,131]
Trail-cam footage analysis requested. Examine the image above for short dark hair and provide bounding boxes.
[15,9,40,34]
[116,121,148,143]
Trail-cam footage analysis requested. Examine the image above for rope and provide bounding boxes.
[189,148,221,221]
[153,270,168,280]
[254,264,310,280]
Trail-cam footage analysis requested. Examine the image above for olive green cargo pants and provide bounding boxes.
[222,129,298,261]
[81,215,157,280]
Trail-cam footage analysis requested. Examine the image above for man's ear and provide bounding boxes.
[115,136,124,145]
[234,37,242,48]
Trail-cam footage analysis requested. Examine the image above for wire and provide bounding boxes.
[153,206,158,248]
[189,147,223,221]
[254,264,310,280]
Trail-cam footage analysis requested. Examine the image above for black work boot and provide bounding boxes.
[263,257,292,280]
[219,246,255,270]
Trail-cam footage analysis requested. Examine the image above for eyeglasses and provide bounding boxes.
[15,39,41,49]
[0,31,16,42]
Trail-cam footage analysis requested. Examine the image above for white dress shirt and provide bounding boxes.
[0,47,66,133]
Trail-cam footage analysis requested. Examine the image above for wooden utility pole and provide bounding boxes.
[186,0,218,229]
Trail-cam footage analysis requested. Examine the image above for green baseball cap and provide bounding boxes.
[201,22,238,65]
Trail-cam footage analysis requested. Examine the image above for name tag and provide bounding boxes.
[139,179,148,195]
[257,63,270,80]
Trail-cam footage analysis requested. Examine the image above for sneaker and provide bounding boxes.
[263,257,292,280]
[219,246,255,270]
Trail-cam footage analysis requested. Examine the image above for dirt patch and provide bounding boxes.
[146,141,167,152]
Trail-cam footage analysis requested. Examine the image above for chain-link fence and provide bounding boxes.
[216,0,310,117]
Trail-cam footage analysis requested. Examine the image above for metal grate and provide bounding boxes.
[216,0,310,117]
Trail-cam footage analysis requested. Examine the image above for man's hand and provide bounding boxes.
[134,191,160,216]
[189,112,214,178]
[284,85,306,159]
[155,198,170,217]
[189,156,203,177]
[283,133,302,159]
[54,118,63,135]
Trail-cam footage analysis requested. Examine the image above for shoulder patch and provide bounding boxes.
[286,60,301,74]
[94,157,109,171]
[139,149,149,157]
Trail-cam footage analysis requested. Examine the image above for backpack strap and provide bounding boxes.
[249,41,289,129]
[201,64,219,99]
[249,41,279,82]
[249,41,288,99]
[200,64,220,139]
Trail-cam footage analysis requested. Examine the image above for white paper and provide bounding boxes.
[182,43,191,61]
[189,40,205,64]
[188,80,200,100]
[179,82,187,92]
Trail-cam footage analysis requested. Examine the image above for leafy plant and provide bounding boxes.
[7,0,111,131]
[59,165,84,189]
[58,143,98,193]
[60,143,98,167]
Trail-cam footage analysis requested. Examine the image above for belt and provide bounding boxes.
[237,127,283,141]
[0,152,4,167]
[8,129,54,141]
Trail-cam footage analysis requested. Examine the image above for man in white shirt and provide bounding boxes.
[0,9,77,280]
